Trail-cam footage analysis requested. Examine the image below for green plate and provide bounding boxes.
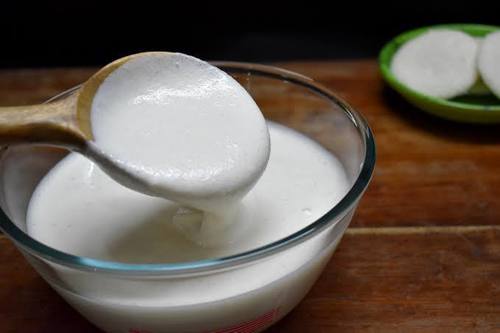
[379,24,500,123]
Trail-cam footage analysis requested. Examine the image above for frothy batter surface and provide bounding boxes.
[27,123,349,263]
[89,53,270,211]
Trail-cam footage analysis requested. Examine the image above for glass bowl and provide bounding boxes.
[0,62,375,333]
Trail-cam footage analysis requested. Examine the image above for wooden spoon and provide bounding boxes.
[0,53,172,197]
[0,53,151,151]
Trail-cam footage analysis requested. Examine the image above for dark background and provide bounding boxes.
[1,2,499,68]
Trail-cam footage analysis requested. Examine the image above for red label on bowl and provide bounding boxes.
[207,308,279,333]
[127,308,280,333]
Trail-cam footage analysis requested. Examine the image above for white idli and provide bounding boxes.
[478,31,500,98]
[391,29,478,99]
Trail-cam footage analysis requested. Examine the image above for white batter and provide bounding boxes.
[27,122,349,260]
[85,53,270,234]
[23,54,352,332]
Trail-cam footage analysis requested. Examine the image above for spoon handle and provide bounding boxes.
[0,92,87,150]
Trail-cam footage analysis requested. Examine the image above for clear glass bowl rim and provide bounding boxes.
[0,61,376,276]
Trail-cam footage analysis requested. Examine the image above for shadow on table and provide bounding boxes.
[382,87,500,145]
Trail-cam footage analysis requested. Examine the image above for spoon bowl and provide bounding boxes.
[0,52,270,206]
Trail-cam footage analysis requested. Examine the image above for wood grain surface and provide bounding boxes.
[2,228,500,332]
[1,61,500,332]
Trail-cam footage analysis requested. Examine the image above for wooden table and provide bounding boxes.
[1,61,500,332]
